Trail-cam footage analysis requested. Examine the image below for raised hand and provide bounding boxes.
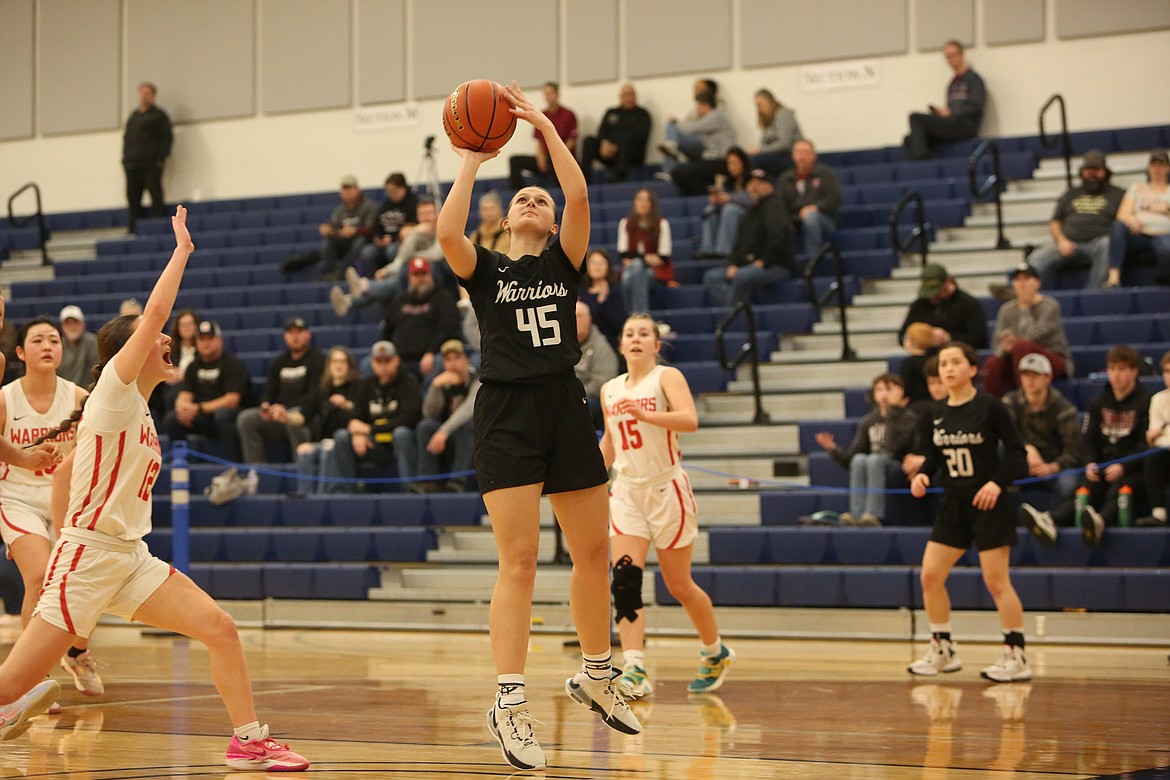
[172,205,194,252]
[503,81,552,132]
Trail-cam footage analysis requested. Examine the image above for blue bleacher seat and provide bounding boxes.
[1052,569,1123,611]
[777,568,844,607]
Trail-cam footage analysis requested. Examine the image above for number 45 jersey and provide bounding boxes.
[460,243,582,383]
[602,365,683,486]
[918,391,1026,491]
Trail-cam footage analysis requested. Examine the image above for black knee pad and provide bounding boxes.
[611,555,644,624]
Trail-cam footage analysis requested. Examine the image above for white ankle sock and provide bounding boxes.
[582,650,612,680]
[1154,507,1167,521]
[623,649,645,669]
[497,674,526,707]
[234,721,264,742]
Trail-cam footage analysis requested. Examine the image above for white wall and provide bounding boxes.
[1,13,1166,215]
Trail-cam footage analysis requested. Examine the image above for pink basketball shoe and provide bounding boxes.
[224,725,309,772]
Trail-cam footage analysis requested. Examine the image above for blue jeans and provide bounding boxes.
[295,440,335,494]
[621,258,659,313]
[1109,220,1170,272]
[700,202,745,256]
[415,418,474,483]
[1028,235,1110,288]
[356,240,400,278]
[703,264,791,308]
[798,210,836,258]
[328,426,416,492]
[849,453,896,520]
[661,123,704,174]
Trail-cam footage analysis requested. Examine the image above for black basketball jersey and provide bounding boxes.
[459,242,582,382]
[917,390,1026,491]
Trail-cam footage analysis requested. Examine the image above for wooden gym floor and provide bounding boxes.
[1,623,1168,778]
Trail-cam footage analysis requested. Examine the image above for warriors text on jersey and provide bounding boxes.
[65,363,163,542]
[459,242,582,382]
[1,377,80,495]
[916,391,1026,490]
[602,365,683,486]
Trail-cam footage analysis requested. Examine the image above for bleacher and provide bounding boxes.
[3,123,1169,617]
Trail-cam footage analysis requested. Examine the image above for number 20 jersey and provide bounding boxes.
[918,390,1025,491]
[459,242,582,382]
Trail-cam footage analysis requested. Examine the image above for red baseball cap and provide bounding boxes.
[408,257,430,275]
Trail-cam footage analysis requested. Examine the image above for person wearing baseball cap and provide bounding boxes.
[58,305,99,387]
[1108,148,1170,287]
[236,316,325,464]
[315,174,378,282]
[983,261,1072,397]
[381,255,462,380]
[165,319,251,462]
[328,339,421,492]
[898,263,988,351]
[702,162,796,308]
[1001,148,1124,297]
[1006,353,1085,545]
[412,338,479,493]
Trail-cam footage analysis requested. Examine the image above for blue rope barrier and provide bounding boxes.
[181,447,475,485]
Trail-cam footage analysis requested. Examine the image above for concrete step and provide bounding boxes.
[868,273,1003,299]
[686,455,807,490]
[697,390,845,423]
[935,223,1049,246]
[1036,152,1148,176]
[964,213,1048,230]
[972,199,1053,222]
[783,330,899,352]
[0,253,54,287]
[729,359,888,392]
[681,423,799,456]
[768,345,897,363]
[428,528,712,565]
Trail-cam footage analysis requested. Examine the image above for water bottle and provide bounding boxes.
[1118,484,1133,527]
[1074,486,1090,528]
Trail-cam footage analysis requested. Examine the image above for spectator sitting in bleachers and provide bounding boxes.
[658,90,737,196]
[903,39,986,160]
[579,83,651,184]
[315,175,377,282]
[997,150,1123,296]
[1139,350,1170,527]
[508,82,579,190]
[328,340,421,493]
[697,147,752,260]
[777,140,841,259]
[468,191,510,254]
[119,297,143,316]
[1107,149,1170,287]
[152,307,199,421]
[748,89,802,176]
[982,262,1073,397]
[57,305,99,389]
[618,188,673,315]
[407,339,479,494]
[655,78,720,169]
[355,172,418,279]
[1035,346,1151,547]
[816,373,918,527]
[331,197,448,316]
[236,316,326,464]
[1009,354,1086,545]
[164,319,250,462]
[901,322,935,409]
[579,248,627,348]
[898,263,989,352]
[292,346,358,495]
[575,302,620,429]
[381,258,462,381]
[703,169,794,308]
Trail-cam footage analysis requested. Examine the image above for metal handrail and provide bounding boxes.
[714,301,769,424]
[1039,93,1073,190]
[803,243,857,362]
[889,189,930,268]
[968,140,1010,250]
[6,182,51,267]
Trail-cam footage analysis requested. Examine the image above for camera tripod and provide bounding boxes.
[417,135,444,210]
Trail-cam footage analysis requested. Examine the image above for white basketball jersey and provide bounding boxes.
[602,364,683,486]
[66,363,162,541]
[1,377,80,503]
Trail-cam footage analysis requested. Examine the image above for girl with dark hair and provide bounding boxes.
[579,248,627,347]
[438,81,641,772]
[0,207,309,770]
[292,345,359,494]
[698,146,752,258]
[907,342,1031,683]
[618,187,673,314]
[0,317,101,704]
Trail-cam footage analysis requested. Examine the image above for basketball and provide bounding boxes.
[442,80,517,154]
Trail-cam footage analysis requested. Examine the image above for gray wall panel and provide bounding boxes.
[916,0,974,50]
[412,0,558,100]
[261,0,350,113]
[0,0,35,140]
[745,0,905,67]
[39,0,120,135]
[985,0,1044,46]
[127,0,254,123]
[1056,0,1170,39]
[567,0,617,85]
[627,0,730,79]
[357,0,406,104]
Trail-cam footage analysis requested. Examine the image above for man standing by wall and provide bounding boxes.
[122,81,173,234]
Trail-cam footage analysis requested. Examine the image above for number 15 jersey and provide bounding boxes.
[460,242,582,383]
[602,365,683,486]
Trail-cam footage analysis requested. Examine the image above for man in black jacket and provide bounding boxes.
[236,317,326,463]
[904,40,986,160]
[382,258,462,380]
[898,264,989,351]
[164,320,252,461]
[702,169,794,308]
[122,82,173,233]
[579,83,651,183]
[777,140,842,259]
[329,340,422,492]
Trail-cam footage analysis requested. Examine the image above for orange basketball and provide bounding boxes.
[442,80,517,154]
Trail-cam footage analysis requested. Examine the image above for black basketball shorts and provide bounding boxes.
[472,372,609,495]
[930,487,1018,552]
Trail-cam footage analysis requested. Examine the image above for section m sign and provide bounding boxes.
[799,59,881,94]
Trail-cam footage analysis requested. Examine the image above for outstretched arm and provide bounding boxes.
[437,147,499,280]
[113,206,194,384]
